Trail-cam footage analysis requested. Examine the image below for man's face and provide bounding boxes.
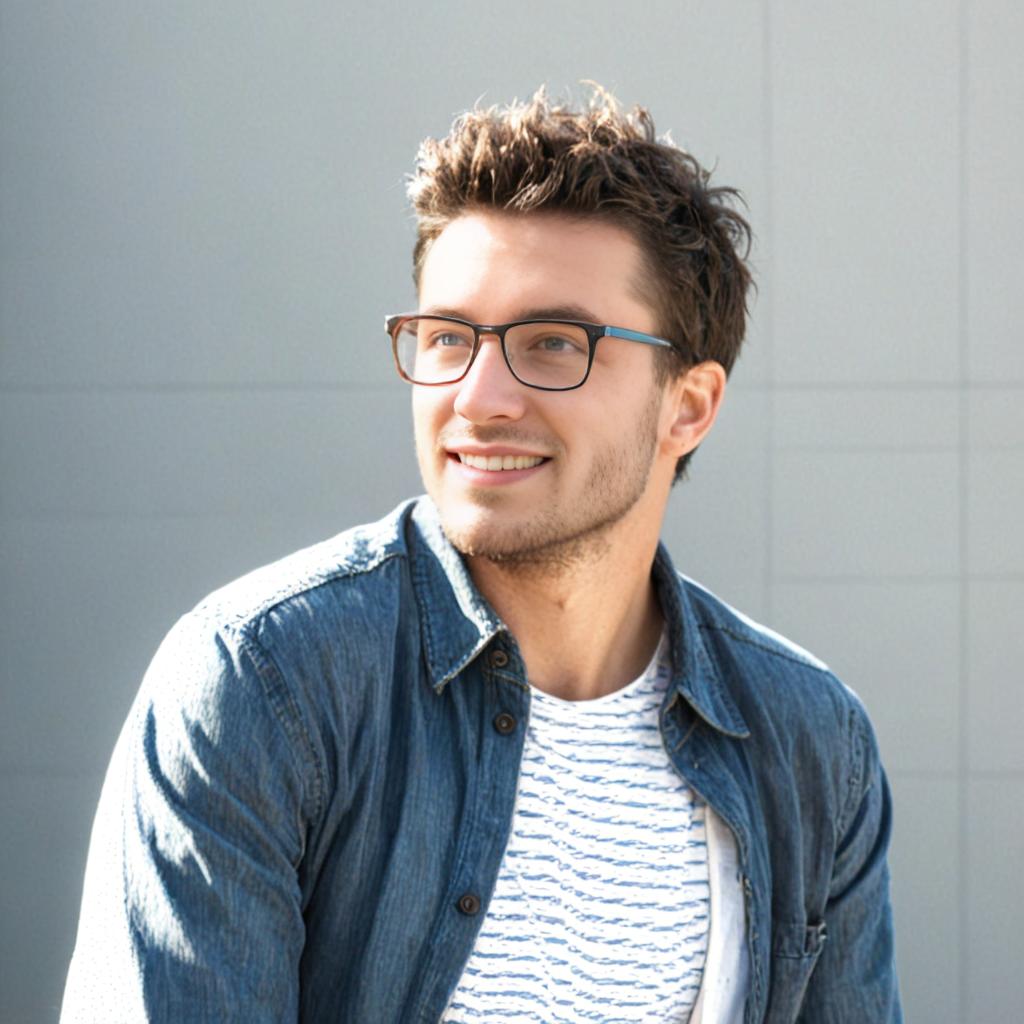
[413,211,678,565]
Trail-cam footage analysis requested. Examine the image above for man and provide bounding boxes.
[62,87,901,1022]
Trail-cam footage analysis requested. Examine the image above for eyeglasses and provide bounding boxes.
[385,313,677,391]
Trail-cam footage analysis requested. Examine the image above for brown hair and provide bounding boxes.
[407,85,754,481]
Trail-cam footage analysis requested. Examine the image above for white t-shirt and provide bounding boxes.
[443,634,744,1023]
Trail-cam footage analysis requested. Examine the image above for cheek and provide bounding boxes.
[411,391,451,466]
[411,390,439,434]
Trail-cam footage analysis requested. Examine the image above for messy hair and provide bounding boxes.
[407,84,754,481]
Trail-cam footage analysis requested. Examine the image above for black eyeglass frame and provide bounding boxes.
[385,312,678,392]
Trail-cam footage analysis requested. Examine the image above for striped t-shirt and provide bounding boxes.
[442,634,710,1023]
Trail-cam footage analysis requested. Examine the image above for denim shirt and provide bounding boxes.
[62,497,902,1023]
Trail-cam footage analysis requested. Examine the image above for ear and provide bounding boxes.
[660,360,727,458]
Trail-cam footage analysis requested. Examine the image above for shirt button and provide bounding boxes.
[493,712,517,735]
[456,893,481,916]
[490,649,509,668]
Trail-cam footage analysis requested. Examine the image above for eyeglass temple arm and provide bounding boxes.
[602,326,675,350]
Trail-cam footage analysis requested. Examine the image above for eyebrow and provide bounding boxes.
[419,303,604,324]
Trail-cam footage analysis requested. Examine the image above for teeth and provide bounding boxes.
[459,453,545,471]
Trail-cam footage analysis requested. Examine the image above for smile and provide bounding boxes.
[457,453,547,471]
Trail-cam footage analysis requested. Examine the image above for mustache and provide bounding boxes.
[437,427,562,455]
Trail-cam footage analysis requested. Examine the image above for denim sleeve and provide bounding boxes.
[797,699,903,1023]
[61,611,317,1023]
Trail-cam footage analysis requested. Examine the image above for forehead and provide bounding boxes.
[418,211,654,325]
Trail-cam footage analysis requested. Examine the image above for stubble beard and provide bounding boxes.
[430,397,662,577]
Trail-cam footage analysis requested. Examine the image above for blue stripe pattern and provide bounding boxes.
[442,636,709,1023]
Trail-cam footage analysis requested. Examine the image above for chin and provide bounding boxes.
[434,505,511,558]
[436,501,624,569]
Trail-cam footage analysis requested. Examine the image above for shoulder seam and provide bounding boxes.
[837,701,872,840]
[216,547,407,634]
[235,625,326,838]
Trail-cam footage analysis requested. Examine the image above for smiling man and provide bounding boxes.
[62,88,902,1023]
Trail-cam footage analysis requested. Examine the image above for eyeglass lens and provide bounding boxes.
[394,317,591,389]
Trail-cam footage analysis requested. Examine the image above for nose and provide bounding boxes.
[451,333,528,424]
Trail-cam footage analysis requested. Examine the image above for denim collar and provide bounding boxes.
[409,498,505,691]
[408,497,750,738]
[651,545,751,739]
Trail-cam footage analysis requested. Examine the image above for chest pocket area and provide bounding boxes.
[765,919,828,1019]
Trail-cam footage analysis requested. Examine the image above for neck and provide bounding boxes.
[468,523,665,702]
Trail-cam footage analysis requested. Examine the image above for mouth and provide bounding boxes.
[454,452,548,471]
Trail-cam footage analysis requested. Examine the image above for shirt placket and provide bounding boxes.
[410,637,532,1024]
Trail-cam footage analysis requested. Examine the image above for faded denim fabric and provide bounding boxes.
[62,497,901,1023]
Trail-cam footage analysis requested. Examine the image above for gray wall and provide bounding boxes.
[2,2,1020,1021]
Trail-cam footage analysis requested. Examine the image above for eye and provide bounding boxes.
[424,329,472,349]
[531,332,587,354]
[437,332,469,347]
